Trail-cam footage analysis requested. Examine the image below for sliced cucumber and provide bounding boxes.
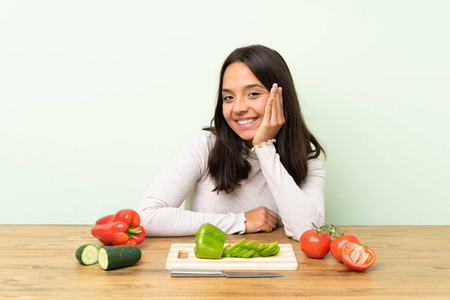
[98,245,142,270]
[75,244,99,265]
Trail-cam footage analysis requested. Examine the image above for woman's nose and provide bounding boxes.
[233,97,248,113]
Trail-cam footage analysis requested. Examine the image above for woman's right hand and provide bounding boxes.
[244,206,279,233]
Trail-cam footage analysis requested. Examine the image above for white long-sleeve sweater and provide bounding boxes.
[138,130,326,241]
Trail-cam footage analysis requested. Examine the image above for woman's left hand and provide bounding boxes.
[252,83,285,147]
[244,206,279,233]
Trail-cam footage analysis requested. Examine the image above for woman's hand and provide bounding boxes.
[252,83,285,147]
[244,206,279,233]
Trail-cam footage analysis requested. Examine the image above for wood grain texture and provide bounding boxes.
[0,225,449,299]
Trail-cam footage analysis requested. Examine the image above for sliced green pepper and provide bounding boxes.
[260,242,280,256]
[193,223,281,259]
[222,239,280,259]
[194,223,226,259]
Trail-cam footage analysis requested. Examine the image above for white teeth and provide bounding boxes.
[237,118,256,125]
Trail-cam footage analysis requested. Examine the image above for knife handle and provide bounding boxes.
[171,268,224,277]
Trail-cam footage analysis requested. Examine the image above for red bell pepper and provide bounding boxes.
[91,209,145,246]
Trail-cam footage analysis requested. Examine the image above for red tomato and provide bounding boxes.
[330,234,360,262]
[299,228,331,259]
[341,242,376,271]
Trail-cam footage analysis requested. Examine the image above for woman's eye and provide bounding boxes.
[249,92,260,97]
[223,96,233,101]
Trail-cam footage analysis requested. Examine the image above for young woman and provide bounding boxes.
[138,45,326,241]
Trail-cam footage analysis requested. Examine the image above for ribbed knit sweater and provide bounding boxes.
[138,130,326,241]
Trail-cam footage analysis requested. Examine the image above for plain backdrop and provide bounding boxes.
[1,0,449,225]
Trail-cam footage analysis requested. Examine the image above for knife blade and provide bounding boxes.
[170,268,284,278]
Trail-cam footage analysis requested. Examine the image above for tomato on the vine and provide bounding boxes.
[341,242,376,271]
[299,224,331,259]
[324,224,361,263]
[330,234,360,262]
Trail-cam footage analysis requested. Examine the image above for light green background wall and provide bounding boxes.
[1,1,449,225]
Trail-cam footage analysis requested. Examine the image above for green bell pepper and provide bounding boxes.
[194,223,226,259]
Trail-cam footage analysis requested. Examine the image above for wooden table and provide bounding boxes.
[1,225,449,299]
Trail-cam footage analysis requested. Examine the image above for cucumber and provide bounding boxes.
[75,244,99,265]
[98,245,142,270]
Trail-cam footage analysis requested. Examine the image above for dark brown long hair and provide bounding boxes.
[207,45,325,193]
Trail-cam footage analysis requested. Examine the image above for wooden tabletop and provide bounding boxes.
[1,225,449,299]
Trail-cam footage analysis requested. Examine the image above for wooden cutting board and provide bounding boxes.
[166,243,298,270]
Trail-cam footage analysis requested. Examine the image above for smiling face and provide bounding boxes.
[222,62,270,147]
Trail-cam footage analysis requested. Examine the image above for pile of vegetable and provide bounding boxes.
[75,214,376,273]
[194,223,280,259]
[299,223,376,272]
[75,209,144,270]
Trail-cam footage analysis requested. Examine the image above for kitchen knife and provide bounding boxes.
[170,268,284,278]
